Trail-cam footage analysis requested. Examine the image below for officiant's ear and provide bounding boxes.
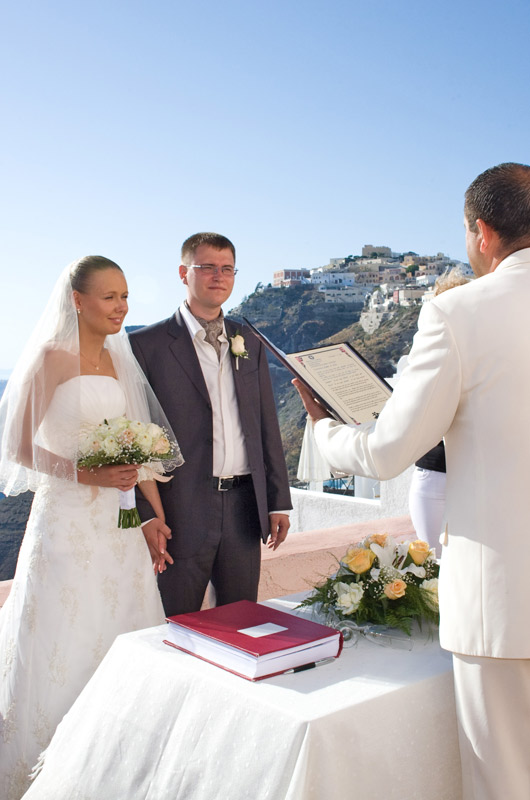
[475,219,497,254]
[179,265,189,284]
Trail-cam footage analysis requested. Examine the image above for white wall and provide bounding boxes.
[289,465,413,532]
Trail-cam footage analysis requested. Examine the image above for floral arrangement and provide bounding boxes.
[229,333,249,369]
[77,416,176,528]
[300,534,439,636]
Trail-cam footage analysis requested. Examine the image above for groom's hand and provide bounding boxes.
[142,518,174,574]
[266,513,290,550]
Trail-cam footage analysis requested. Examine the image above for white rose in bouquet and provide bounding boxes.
[334,581,364,615]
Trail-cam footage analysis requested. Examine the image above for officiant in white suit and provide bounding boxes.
[294,162,530,800]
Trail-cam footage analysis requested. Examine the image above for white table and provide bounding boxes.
[24,597,462,800]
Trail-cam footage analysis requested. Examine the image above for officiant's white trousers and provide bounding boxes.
[452,654,530,800]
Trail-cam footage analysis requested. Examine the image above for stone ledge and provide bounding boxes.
[258,514,415,600]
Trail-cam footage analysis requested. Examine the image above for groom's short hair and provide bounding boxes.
[181,232,236,265]
[464,162,530,249]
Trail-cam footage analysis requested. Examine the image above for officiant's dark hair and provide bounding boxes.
[465,163,530,248]
[181,232,236,265]
[70,256,123,294]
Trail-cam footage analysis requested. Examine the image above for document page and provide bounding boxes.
[286,344,391,424]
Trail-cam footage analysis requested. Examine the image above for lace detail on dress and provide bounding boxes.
[60,585,79,626]
[48,643,68,687]
[5,757,32,800]
[23,595,37,633]
[2,637,16,680]
[32,705,53,750]
[2,700,18,744]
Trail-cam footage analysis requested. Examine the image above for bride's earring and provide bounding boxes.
[77,309,81,315]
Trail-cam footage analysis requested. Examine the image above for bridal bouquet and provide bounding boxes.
[300,534,440,636]
[77,416,176,528]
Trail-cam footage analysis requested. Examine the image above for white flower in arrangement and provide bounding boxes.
[421,578,439,602]
[229,333,249,369]
[108,416,130,435]
[78,431,98,456]
[146,422,162,439]
[334,581,364,615]
[101,436,120,457]
[403,563,427,579]
[136,433,153,455]
[370,535,403,567]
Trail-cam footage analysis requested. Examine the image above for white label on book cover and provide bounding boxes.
[237,623,288,638]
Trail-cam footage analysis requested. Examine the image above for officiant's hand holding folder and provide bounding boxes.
[243,318,392,426]
[164,600,343,681]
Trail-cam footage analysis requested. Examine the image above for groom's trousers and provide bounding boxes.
[157,479,262,617]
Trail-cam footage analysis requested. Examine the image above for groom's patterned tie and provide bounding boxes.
[185,302,224,360]
[199,316,224,360]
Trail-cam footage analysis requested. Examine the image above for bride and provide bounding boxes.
[0,256,183,799]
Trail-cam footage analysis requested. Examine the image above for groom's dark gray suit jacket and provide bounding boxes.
[129,311,292,561]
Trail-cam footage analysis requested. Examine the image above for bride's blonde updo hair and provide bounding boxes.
[70,255,123,294]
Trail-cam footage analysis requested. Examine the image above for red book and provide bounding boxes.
[164,600,343,681]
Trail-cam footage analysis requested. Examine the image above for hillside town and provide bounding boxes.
[272,244,471,318]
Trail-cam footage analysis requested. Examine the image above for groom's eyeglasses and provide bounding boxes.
[188,264,238,277]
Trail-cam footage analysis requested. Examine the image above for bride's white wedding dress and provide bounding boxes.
[0,376,165,800]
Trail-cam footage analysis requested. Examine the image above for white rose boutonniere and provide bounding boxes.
[230,333,249,370]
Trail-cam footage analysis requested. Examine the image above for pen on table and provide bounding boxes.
[283,657,336,675]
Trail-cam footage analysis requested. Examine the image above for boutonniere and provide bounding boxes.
[229,333,250,370]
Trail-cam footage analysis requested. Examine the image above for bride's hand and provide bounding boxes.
[141,518,173,574]
[77,464,140,490]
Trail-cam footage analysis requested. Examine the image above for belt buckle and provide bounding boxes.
[217,476,234,492]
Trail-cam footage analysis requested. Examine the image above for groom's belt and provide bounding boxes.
[213,474,252,491]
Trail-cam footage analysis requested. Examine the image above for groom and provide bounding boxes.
[130,232,292,616]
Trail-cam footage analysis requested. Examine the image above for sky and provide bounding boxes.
[1,0,529,371]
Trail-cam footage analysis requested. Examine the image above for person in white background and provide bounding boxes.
[294,162,530,800]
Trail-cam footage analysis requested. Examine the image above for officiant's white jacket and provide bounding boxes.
[315,248,530,659]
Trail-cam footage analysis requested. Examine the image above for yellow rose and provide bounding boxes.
[384,579,407,600]
[344,547,375,574]
[408,540,431,565]
[368,533,388,547]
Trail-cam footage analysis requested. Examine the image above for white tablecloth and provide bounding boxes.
[23,597,462,800]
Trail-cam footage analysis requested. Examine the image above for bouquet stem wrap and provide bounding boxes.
[118,488,142,529]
